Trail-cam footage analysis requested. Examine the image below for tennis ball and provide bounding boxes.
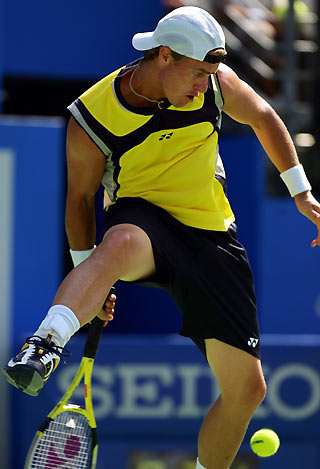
[250,428,280,457]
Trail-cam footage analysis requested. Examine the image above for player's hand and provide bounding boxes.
[98,291,117,325]
[294,191,320,247]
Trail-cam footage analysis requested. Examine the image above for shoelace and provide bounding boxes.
[25,335,71,361]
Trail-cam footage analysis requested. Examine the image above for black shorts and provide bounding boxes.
[103,197,260,359]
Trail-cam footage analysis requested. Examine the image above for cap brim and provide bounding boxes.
[132,32,159,51]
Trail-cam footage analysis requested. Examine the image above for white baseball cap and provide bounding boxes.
[132,6,226,64]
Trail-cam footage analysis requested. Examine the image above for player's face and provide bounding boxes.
[159,52,221,107]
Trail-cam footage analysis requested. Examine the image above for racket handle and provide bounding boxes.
[83,287,115,359]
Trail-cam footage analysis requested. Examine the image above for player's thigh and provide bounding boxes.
[205,338,266,405]
[103,223,156,281]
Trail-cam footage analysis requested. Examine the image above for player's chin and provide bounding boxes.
[179,97,192,106]
[167,96,189,107]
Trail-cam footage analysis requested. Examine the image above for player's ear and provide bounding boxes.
[158,46,172,65]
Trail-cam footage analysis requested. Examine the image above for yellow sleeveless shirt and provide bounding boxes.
[68,61,235,231]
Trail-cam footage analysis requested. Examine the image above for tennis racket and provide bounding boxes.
[24,287,115,469]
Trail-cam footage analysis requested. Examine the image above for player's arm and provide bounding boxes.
[218,64,299,171]
[66,117,116,319]
[217,64,320,247]
[65,116,106,251]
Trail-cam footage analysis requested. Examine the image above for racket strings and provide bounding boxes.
[28,411,92,469]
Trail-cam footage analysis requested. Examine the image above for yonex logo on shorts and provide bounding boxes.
[248,337,259,348]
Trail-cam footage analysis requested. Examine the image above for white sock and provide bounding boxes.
[196,458,206,469]
[34,305,80,347]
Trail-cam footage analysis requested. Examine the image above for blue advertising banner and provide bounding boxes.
[11,334,320,469]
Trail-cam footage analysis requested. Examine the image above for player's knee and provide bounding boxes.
[102,226,151,262]
[248,377,266,407]
[235,375,267,412]
[220,370,266,416]
[102,228,133,255]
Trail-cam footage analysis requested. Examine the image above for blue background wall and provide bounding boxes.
[259,199,320,334]
[3,0,164,79]
[0,117,66,338]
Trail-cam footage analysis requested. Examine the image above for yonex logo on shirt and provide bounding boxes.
[159,132,173,141]
[248,337,259,348]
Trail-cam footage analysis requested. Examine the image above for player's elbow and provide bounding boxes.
[66,187,95,209]
[252,101,279,133]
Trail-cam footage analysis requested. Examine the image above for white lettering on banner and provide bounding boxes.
[176,365,218,417]
[117,365,174,418]
[57,363,215,419]
[91,366,116,416]
[56,361,320,421]
[266,363,320,420]
[56,365,116,417]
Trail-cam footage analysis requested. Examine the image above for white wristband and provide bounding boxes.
[280,164,311,197]
[70,246,96,267]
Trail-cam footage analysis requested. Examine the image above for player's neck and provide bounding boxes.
[121,61,165,109]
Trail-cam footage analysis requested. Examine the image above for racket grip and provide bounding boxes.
[83,287,115,359]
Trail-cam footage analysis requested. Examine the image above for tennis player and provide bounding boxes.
[3,6,320,469]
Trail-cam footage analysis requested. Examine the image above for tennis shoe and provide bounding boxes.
[2,334,70,397]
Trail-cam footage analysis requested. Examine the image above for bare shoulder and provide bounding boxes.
[216,63,239,92]
[216,64,251,106]
[66,117,106,194]
[67,117,105,161]
[216,64,270,125]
